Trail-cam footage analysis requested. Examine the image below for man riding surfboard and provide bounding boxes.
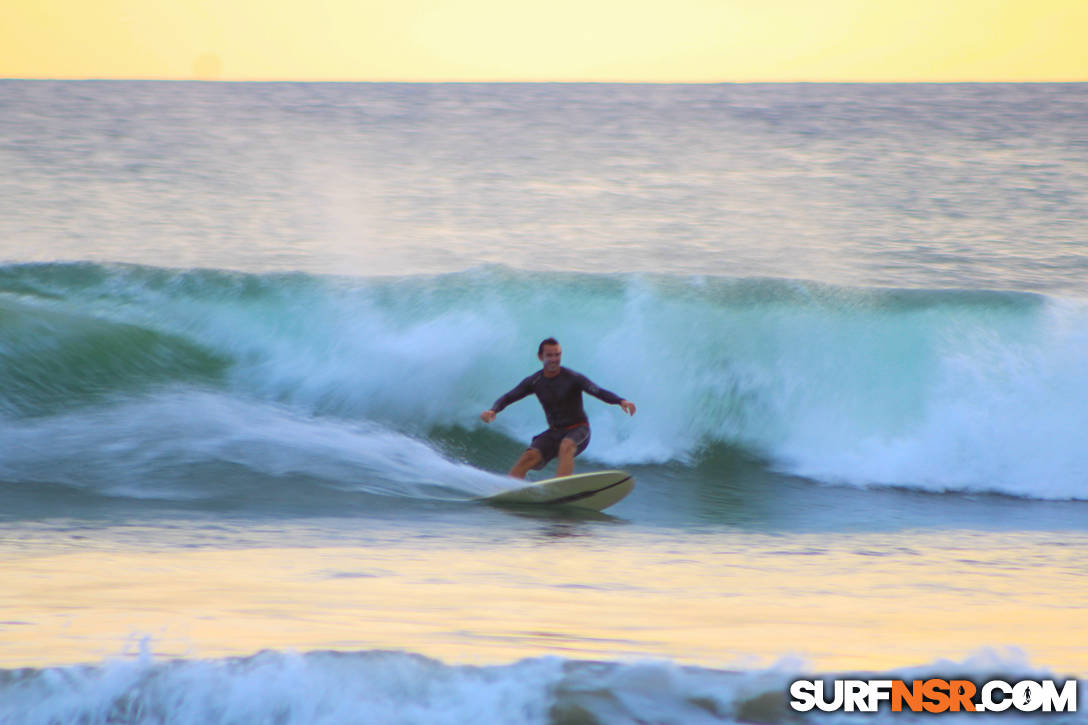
[480,338,636,478]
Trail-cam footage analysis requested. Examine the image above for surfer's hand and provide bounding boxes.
[480,410,496,423]
[620,400,636,416]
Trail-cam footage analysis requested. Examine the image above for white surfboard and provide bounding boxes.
[481,470,634,511]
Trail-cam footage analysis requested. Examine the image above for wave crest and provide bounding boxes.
[3,262,1085,500]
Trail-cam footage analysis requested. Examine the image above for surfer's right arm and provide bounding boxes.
[481,374,535,423]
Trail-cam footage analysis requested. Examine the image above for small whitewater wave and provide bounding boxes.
[1,645,1078,725]
[2,262,1086,501]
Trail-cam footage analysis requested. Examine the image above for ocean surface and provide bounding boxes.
[1,81,1087,723]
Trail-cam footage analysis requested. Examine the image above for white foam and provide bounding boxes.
[2,646,1078,725]
[0,391,509,501]
[774,299,1088,499]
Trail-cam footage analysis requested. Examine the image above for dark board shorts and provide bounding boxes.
[529,424,591,470]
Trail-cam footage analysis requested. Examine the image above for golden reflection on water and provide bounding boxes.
[2,530,1085,673]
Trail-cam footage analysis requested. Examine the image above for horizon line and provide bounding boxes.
[3,77,1087,84]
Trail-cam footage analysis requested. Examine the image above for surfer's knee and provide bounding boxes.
[519,448,543,467]
[558,438,577,455]
[509,448,543,478]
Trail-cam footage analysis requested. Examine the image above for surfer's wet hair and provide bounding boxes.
[538,337,560,356]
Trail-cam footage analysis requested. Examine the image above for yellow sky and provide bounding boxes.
[2,0,1086,81]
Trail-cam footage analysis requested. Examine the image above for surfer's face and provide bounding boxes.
[539,344,562,374]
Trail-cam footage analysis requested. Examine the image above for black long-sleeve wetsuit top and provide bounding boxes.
[491,367,624,429]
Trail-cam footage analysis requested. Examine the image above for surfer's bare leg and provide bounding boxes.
[556,438,577,477]
[509,448,543,479]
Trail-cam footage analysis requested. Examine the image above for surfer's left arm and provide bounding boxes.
[576,373,636,416]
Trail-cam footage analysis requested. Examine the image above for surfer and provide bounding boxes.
[480,338,636,478]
